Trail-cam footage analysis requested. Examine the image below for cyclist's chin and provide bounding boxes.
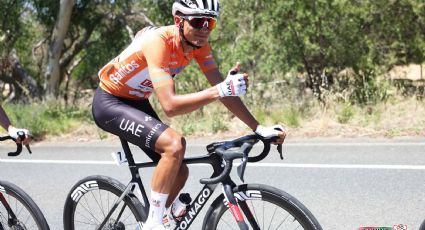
[191,38,208,47]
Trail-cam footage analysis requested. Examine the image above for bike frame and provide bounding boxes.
[98,137,253,230]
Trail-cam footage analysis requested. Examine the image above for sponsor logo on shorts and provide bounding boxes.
[119,118,145,137]
[145,124,162,148]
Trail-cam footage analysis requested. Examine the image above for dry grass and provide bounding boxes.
[38,95,425,144]
[287,97,425,138]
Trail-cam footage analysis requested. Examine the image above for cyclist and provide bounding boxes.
[92,0,286,229]
[0,105,31,145]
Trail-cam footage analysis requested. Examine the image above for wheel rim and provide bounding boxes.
[72,189,141,229]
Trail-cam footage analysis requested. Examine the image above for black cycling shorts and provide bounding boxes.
[92,87,168,162]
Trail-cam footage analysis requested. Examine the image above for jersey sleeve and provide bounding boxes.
[194,44,218,73]
[141,34,174,89]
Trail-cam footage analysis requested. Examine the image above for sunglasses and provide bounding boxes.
[181,16,217,30]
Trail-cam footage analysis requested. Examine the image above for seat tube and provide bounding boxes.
[222,184,249,230]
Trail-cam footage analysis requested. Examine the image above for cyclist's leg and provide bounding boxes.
[142,147,189,207]
[135,100,189,207]
[167,163,188,207]
[92,87,188,226]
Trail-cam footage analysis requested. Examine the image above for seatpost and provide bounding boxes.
[119,138,150,207]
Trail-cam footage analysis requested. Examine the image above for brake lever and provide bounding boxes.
[25,144,32,154]
[237,155,248,183]
[277,144,283,159]
[18,131,32,154]
[268,135,284,160]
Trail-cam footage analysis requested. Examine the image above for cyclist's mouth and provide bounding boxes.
[194,35,209,42]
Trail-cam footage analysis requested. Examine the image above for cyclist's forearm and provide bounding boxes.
[158,87,220,117]
[220,97,259,131]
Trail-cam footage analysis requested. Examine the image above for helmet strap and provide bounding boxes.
[179,22,203,49]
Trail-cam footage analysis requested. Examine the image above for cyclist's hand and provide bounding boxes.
[8,126,31,145]
[255,125,286,144]
[216,62,248,97]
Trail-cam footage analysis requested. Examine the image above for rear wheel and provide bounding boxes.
[0,180,50,230]
[203,184,322,230]
[63,175,145,230]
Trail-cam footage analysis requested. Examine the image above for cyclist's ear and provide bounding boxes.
[174,16,183,26]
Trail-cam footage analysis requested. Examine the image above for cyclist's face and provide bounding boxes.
[181,17,214,47]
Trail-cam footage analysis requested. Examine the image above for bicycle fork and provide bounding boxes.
[223,185,260,230]
[96,182,142,230]
[0,193,18,227]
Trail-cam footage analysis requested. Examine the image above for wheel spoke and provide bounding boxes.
[66,178,143,229]
[214,187,320,230]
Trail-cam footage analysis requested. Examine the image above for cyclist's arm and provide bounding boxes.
[144,38,221,117]
[0,105,12,131]
[204,68,259,131]
[154,80,221,117]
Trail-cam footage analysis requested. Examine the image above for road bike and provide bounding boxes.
[63,133,322,229]
[0,133,50,230]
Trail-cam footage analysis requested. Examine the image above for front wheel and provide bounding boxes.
[203,184,322,230]
[0,180,50,230]
[63,175,146,230]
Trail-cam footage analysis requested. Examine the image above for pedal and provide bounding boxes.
[111,151,128,166]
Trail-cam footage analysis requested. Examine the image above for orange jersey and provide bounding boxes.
[98,25,218,100]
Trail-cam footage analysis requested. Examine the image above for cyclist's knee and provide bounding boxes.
[163,136,186,162]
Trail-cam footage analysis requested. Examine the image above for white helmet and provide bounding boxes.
[172,0,220,18]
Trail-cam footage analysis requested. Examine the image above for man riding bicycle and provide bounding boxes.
[0,105,31,145]
[92,0,286,229]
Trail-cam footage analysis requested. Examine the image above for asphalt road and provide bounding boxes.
[0,137,424,229]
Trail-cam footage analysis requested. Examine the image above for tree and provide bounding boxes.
[0,0,40,102]
[44,0,74,99]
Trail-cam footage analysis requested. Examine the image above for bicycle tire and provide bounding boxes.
[203,184,322,230]
[63,175,146,230]
[0,180,50,230]
[419,219,425,230]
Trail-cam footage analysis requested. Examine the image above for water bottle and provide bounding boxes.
[171,193,192,221]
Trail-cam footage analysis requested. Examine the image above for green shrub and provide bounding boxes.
[337,103,355,124]
[211,117,228,133]
[2,103,92,140]
[281,107,301,127]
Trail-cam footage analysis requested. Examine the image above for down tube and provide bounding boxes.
[173,183,218,230]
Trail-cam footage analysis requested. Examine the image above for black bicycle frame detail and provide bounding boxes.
[0,192,18,227]
[97,137,235,230]
[97,134,280,230]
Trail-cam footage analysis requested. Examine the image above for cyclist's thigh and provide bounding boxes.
[154,128,186,154]
[92,87,169,153]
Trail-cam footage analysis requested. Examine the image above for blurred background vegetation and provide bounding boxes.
[1,0,424,140]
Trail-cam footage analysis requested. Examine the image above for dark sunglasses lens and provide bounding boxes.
[188,18,216,30]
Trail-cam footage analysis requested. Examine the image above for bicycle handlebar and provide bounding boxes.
[0,132,32,156]
[201,134,282,184]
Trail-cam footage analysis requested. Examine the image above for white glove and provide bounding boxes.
[8,126,31,140]
[255,125,285,139]
[216,71,247,97]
